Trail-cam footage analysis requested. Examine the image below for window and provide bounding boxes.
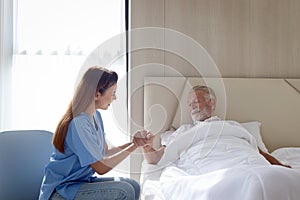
[1,0,128,176]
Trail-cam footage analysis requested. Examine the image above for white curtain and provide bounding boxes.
[11,55,85,131]
[11,0,126,132]
[1,0,128,176]
[0,0,13,130]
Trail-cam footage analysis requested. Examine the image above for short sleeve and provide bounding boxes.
[95,110,105,134]
[66,116,105,167]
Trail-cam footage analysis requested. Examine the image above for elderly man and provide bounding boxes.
[142,85,290,169]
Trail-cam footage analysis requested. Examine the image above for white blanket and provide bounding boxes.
[142,121,300,200]
[160,165,300,200]
[158,120,269,173]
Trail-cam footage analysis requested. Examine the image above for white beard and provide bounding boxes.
[191,107,211,122]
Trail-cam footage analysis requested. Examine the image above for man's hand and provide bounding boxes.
[132,130,154,147]
[259,147,292,168]
[279,163,292,168]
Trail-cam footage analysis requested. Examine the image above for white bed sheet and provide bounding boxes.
[141,149,300,200]
[140,121,300,200]
[160,165,300,200]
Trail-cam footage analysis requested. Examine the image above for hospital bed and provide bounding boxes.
[141,77,300,200]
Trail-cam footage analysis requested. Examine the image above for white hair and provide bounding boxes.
[191,85,217,103]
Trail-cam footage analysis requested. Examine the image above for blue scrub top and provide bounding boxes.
[39,111,106,200]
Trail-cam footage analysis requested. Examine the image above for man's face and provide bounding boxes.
[188,90,214,122]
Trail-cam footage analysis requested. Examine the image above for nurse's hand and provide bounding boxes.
[132,130,153,147]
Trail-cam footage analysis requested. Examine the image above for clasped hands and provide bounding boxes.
[132,130,154,148]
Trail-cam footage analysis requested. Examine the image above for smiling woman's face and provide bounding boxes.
[96,84,117,110]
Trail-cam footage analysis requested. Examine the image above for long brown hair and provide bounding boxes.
[53,66,118,153]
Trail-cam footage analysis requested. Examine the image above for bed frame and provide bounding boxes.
[144,77,300,152]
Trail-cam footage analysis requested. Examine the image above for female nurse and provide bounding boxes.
[39,66,147,200]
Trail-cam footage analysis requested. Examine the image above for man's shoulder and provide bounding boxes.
[177,123,194,132]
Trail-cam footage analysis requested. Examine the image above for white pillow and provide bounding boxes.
[241,121,269,153]
[271,147,300,171]
[272,147,300,159]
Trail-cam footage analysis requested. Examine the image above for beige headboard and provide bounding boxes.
[144,77,300,152]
